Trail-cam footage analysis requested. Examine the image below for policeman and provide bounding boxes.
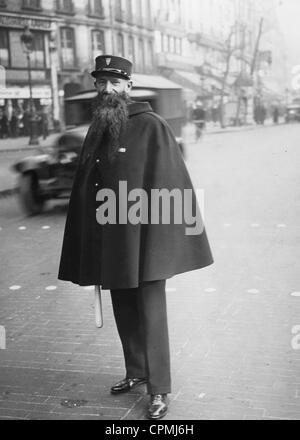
[58,55,213,419]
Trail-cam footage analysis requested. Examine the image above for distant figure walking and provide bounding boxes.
[273,106,279,124]
[192,98,206,140]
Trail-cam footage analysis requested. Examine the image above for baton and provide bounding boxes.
[94,285,103,328]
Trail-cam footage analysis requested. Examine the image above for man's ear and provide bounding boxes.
[127,80,133,91]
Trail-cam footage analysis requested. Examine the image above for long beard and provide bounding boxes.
[90,91,130,161]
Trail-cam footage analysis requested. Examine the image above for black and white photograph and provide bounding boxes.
[0,0,300,426]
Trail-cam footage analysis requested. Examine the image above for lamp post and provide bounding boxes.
[20,26,40,146]
[49,24,61,131]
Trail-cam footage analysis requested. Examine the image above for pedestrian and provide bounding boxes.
[58,55,213,420]
[212,104,219,126]
[41,108,49,140]
[22,108,30,136]
[273,106,279,124]
[10,109,18,138]
[192,98,206,140]
[0,109,9,139]
[260,104,266,125]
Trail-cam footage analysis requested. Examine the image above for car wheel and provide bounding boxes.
[18,173,45,216]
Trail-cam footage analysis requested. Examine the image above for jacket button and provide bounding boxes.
[96,159,100,163]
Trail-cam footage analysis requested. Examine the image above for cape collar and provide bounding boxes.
[128,102,153,117]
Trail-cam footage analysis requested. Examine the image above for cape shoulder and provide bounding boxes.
[138,111,175,135]
[132,111,190,188]
[131,110,179,151]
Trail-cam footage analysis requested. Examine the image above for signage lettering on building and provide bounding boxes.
[0,86,52,99]
[0,15,52,30]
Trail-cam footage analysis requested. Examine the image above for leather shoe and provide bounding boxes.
[110,377,146,394]
[147,394,168,420]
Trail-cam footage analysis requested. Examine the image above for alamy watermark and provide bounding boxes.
[96,181,205,236]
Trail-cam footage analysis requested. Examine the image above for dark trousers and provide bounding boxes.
[110,280,171,395]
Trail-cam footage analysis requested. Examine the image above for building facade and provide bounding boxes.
[0,0,288,130]
[0,0,155,129]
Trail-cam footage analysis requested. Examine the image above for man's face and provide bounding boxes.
[94,75,132,96]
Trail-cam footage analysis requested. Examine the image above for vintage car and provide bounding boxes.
[285,104,300,123]
[12,74,187,216]
[12,125,86,215]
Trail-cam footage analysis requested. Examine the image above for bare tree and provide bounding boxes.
[219,23,241,128]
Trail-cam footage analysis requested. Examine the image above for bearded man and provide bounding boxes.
[58,55,213,420]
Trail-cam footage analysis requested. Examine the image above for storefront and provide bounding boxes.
[0,13,55,135]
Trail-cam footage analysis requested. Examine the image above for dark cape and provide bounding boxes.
[58,102,213,289]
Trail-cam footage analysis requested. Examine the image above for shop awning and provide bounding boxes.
[172,70,202,91]
[131,73,182,89]
[65,73,183,103]
[65,88,157,102]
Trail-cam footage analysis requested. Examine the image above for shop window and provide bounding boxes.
[92,30,105,60]
[60,27,76,69]
[0,29,9,67]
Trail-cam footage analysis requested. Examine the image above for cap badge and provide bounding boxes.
[105,58,111,66]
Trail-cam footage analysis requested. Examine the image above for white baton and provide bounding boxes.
[94,285,103,328]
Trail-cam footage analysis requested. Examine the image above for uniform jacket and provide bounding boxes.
[58,102,213,289]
